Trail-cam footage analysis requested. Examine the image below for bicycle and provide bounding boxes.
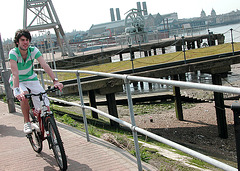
[25,86,67,171]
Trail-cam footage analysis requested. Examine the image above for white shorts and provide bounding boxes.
[16,81,50,110]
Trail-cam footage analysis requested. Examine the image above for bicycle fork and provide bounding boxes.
[42,110,55,150]
[44,118,52,150]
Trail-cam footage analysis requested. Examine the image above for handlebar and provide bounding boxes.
[25,86,59,99]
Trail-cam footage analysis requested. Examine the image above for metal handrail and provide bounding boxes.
[36,68,238,171]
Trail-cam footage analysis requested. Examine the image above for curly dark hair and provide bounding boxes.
[14,29,32,47]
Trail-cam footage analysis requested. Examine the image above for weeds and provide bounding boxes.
[61,114,78,127]
[52,104,221,170]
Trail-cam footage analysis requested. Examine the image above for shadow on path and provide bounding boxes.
[38,151,92,171]
[0,125,25,137]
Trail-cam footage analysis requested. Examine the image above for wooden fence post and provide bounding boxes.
[0,33,16,113]
[1,70,16,113]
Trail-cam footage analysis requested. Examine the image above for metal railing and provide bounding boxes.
[36,68,239,171]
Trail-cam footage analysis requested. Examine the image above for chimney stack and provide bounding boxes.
[110,8,115,22]
[137,2,142,14]
[142,2,148,16]
[116,8,121,20]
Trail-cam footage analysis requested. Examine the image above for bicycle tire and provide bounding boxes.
[47,116,67,171]
[28,130,42,153]
[28,110,42,153]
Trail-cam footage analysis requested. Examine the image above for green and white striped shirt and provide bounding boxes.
[9,46,42,86]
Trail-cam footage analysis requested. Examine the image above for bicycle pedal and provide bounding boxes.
[26,133,32,138]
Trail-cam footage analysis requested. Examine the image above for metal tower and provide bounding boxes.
[124,8,148,45]
[23,0,74,57]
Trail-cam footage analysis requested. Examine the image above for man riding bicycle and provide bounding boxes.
[9,29,63,134]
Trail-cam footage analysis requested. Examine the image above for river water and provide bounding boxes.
[114,23,240,93]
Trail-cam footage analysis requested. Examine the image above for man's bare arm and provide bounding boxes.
[9,59,19,88]
[37,56,63,91]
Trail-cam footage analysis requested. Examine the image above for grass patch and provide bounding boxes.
[45,42,240,81]
[0,95,7,103]
[130,147,153,162]
[187,158,213,169]
[55,94,81,102]
[133,102,175,115]
[60,114,78,127]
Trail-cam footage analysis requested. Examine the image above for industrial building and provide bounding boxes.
[88,1,240,39]
[88,2,178,38]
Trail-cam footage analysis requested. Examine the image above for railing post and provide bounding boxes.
[0,33,15,113]
[124,77,142,171]
[231,103,240,170]
[230,28,235,56]
[1,70,16,113]
[76,72,90,142]
[182,36,186,64]
[39,71,45,89]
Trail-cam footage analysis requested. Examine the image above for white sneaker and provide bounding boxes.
[31,123,40,132]
[24,122,32,134]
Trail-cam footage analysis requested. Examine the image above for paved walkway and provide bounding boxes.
[0,101,157,171]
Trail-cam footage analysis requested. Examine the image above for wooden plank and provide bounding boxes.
[62,55,240,94]
[106,93,119,127]
[212,74,228,139]
[172,75,183,121]
[88,90,98,119]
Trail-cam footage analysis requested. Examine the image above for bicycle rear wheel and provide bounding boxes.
[47,116,67,171]
[28,129,42,153]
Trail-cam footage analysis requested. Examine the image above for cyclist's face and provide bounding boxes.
[18,36,29,51]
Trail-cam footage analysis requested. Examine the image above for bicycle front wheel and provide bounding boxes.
[47,117,67,171]
[28,110,42,153]
[28,129,42,153]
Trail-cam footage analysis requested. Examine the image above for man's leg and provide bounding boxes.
[12,82,32,134]
[18,84,32,134]
[20,91,30,123]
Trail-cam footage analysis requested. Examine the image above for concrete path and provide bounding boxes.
[0,101,157,171]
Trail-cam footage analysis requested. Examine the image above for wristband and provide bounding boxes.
[53,78,58,82]
[13,87,21,96]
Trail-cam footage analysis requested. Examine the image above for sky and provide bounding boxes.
[0,0,239,40]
